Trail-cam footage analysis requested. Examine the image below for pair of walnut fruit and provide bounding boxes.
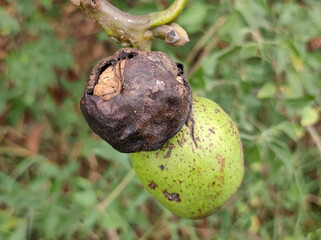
[80,48,244,219]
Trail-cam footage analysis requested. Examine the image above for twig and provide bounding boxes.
[70,0,189,50]
[150,0,187,27]
[138,213,167,240]
[186,16,226,76]
[305,194,321,206]
[97,169,136,211]
[306,125,321,155]
[186,16,225,65]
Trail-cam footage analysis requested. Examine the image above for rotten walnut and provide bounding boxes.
[80,48,192,153]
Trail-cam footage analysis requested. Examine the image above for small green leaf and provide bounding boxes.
[0,8,20,36]
[177,2,208,34]
[277,122,300,141]
[9,219,27,240]
[300,106,319,126]
[73,190,97,207]
[257,82,276,99]
[244,144,261,163]
[38,0,53,10]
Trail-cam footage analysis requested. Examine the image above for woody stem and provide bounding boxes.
[70,0,189,51]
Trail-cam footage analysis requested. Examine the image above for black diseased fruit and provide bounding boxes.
[130,97,244,219]
[80,48,192,153]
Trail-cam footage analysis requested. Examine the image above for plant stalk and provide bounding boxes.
[71,0,189,50]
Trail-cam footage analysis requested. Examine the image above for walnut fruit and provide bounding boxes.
[80,48,192,153]
[130,97,244,219]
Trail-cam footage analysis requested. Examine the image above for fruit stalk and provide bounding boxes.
[70,0,189,50]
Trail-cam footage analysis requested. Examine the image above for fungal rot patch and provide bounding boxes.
[80,48,192,153]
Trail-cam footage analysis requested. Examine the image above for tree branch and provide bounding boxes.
[306,125,321,156]
[150,0,188,27]
[70,0,189,50]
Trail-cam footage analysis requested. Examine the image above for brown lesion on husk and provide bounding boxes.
[185,112,198,148]
[163,190,181,202]
[163,143,176,159]
[148,181,158,190]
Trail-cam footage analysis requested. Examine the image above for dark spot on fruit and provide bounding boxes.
[179,180,183,184]
[160,165,165,171]
[163,143,175,159]
[229,120,238,136]
[163,190,181,202]
[220,175,225,184]
[220,158,226,172]
[186,115,198,148]
[148,181,158,189]
[177,132,185,147]
[215,108,220,113]
[215,154,226,172]
[209,128,215,134]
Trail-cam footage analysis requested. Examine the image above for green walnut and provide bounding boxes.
[130,97,244,219]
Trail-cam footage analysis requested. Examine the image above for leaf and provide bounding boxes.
[38,0,53,10]
[0,8,20,36]
[82,139,130,169]
[190,67,206,89]
[244,144,261,163]
[218,12,245,43]
[0,210,20,232]
[284,96,315,110]
[73,190,97,207]
[275,47,289,74]
[282,71,304,98]
[300,106,319,126]
[257,82,276,99]
[268,142,294,175]
[277,122,300,141]
[100,211,126,230]
[177,2,208,34]
[235,0,269,30]
[9,219,27,240]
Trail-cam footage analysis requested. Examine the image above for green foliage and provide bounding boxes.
[1,0,321,239]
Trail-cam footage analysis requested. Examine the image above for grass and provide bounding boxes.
[0,0,321,239]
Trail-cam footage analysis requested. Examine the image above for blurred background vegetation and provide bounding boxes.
[1,0,321,239]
